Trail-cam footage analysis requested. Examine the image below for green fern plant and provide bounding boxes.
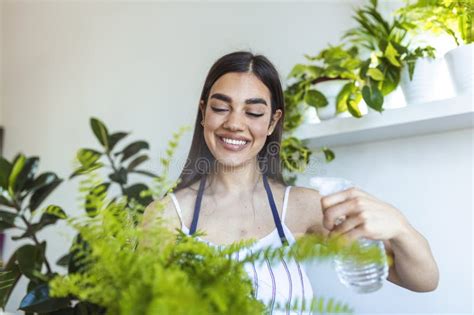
[1,117,388,314]
[46,168,385,314]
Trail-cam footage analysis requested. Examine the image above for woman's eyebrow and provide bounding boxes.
[210,93,267,106]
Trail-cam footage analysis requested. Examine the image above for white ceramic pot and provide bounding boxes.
[445,43,474,94]
[400,57,456,105]
[313,79,351,121]
[301,104,320,124]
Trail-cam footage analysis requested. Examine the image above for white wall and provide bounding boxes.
[1,1,472,314]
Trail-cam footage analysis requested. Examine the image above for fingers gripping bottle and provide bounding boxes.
[310,177,389,294]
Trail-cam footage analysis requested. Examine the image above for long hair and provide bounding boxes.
[174,51,286,192]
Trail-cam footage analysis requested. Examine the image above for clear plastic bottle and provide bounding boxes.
[310,177,389,294]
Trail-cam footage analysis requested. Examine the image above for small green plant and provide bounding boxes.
[286,44,364,118]
[398,0,474,45]
[0,153,67,311]
[344,0,436,111]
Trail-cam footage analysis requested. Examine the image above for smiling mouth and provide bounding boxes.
[217,136,250,151]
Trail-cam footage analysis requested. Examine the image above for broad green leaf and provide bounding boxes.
[127,155,149,171]
[0,210,17,230]
[124,183,152,206]
[287,64,307,79]
[25,172,59,193]
[85,183,110,216]
[118,141,149,162]
[109,132,129,152]
[367,68,384,81]
[0,251,22,308]
[44,205,67,220]
[19,284,70,312]
[362,85,384,112]
[15,157,39,193]
[109,167,127,185]
[380,64,400,95]
[90,118,109,150]
[335,83,352,113]
[304,90,328,108]
[69,163,103,179]
[29,178,63,212]
[347,92,363,118]
[8,154,26,195]
[16,243,45,280]
[77,149,101,168]
[0,157,12,190]
[384,42,401,67]
[322,147,335,162]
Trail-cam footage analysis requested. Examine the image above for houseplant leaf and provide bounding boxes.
[0,156,12,190]
[90,118,109,150]
[304,90,328,108]
[29,178,63,212]
[362,85,384,112]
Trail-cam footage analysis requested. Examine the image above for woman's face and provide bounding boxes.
[200,72,282,168]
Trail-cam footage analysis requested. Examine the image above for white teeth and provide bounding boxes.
[222,137,247,146]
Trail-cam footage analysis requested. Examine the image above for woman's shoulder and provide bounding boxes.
[286,184,327,236]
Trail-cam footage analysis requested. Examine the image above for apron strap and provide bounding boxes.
[189,175,206,235]
[189,173,289,246]
[262,174,289,246]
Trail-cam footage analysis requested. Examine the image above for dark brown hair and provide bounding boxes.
[173,51,286,192]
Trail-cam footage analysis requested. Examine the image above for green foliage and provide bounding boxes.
[398,0,474,45]
[71,117,159,209]
[344,0,436,109]
[0,117,391,314]
[286,44,364,115]
[47,171,385,314]
[0,153,64,311]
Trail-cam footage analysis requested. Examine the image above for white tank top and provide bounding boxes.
[169,186,314,315]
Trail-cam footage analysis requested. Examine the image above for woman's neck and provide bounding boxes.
[208,159,262,196]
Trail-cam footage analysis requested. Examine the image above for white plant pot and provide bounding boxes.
[301,105,320,124]
[445,43,474,94]
[314,79,351,121]
[400,57,456,105]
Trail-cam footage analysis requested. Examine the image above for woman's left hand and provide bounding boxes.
[321,187,410,242]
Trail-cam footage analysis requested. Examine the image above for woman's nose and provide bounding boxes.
[223,111,245,131]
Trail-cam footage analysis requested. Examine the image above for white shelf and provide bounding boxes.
[293,92,473,148]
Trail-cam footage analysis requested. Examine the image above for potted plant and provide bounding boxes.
[0,118,376,314]
[343,0,436,108]
[286,44,366,121]
[398,0,473,94]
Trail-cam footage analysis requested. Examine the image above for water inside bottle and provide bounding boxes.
[309,176,389,293]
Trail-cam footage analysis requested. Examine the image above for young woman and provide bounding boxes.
[143,51,439,314]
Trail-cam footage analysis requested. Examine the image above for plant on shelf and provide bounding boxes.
[281,45,362,184]
[286,44,365,121]
[397,0,473,46]
[343,0,436,111]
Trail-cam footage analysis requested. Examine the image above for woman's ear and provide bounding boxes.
[268,109,282,135]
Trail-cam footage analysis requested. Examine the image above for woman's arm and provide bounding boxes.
[382,225,439,292]
[305,186,439,292]
[138,195,181,249]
